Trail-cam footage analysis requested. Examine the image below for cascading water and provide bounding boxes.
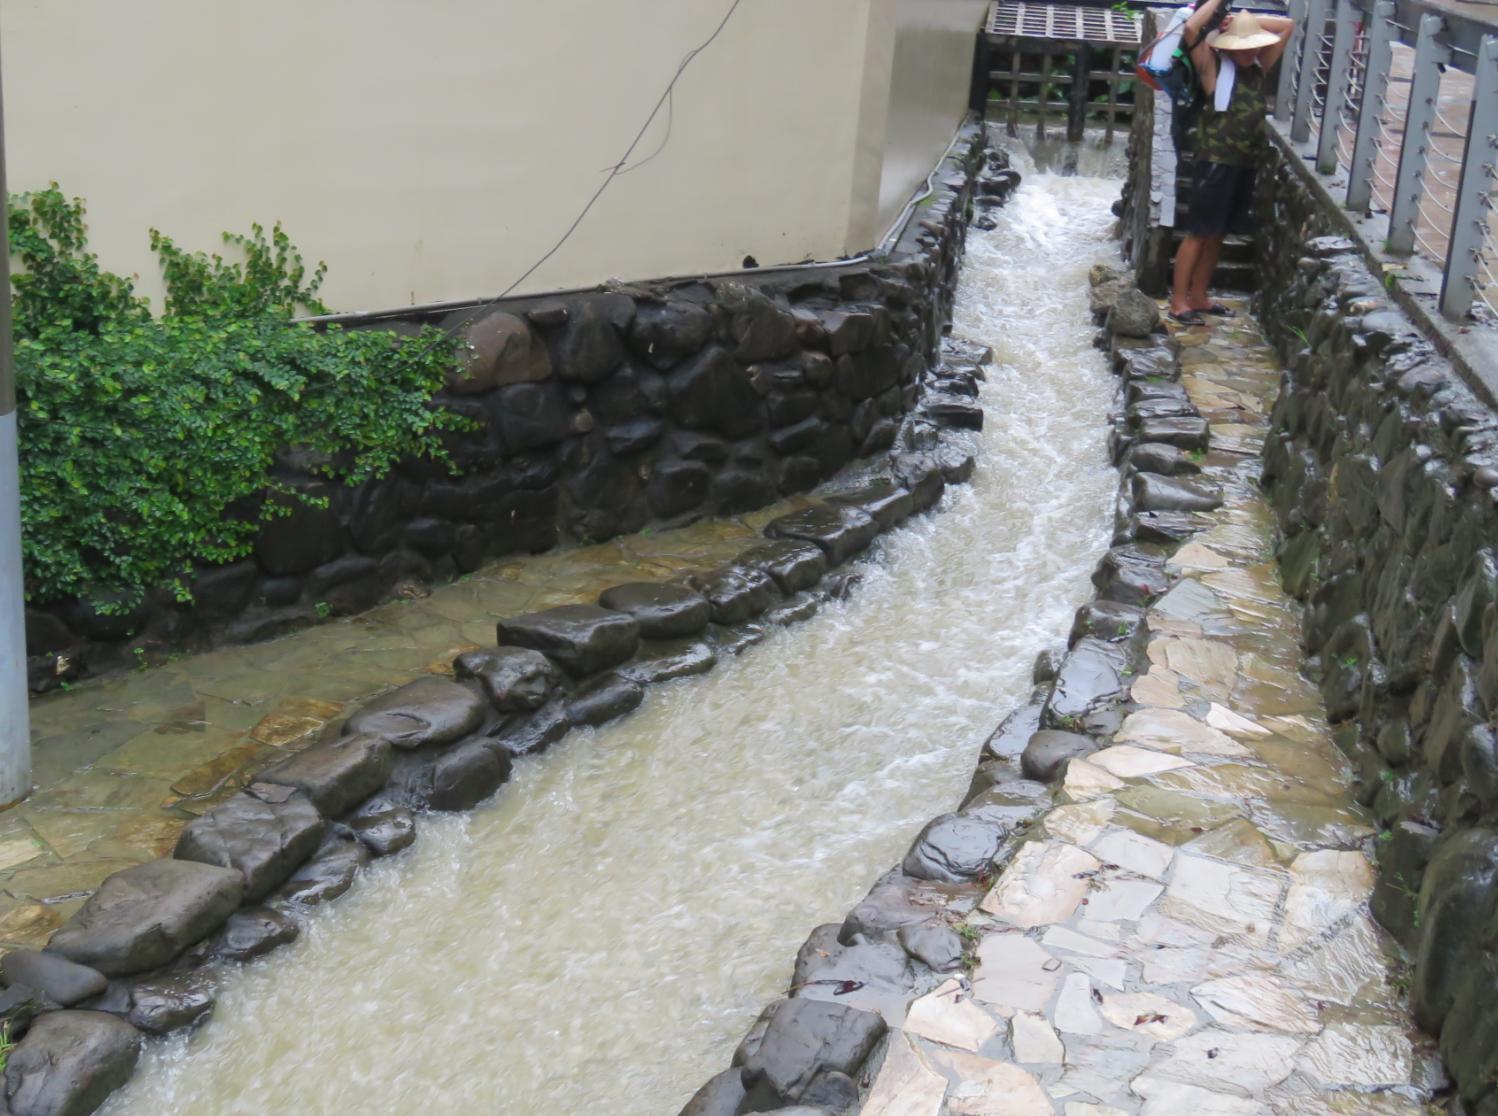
[104,138,1126,1116]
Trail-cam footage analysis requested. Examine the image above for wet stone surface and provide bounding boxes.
[854,301,1441,1115]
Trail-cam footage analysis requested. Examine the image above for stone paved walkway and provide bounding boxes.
[0,500,814,951]
[861,305,1443,1114]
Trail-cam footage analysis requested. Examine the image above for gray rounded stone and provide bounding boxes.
[1022,729,1098,783]
[901,812,1007,883]
[48,860,244,977]
[1,952,105,1008]
[174,788,325,903]
[5,1010,140,1116]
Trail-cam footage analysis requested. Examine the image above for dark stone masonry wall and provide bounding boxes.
[24,126,1004,694]
[1254,139,1498,1112]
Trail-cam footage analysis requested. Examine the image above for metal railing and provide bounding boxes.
[1278,0,1498,319]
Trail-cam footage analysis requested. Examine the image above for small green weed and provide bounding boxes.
[314,600,331,620]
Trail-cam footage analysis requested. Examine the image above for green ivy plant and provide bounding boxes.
[12,185,462,610]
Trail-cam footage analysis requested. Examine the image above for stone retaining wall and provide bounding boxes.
[25,125,1007,694]
[0,326,1004,1115]
[1254,137,1498,1112]
[675,278,1228,1115]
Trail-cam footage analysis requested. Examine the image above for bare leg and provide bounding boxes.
[1171,235,1206,316]
[1188,235,1225,310]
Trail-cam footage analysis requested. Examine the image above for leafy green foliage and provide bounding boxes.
[12,185,460,608]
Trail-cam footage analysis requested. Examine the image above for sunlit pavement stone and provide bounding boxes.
[863,302,1439,1113]
[1,506,807,948]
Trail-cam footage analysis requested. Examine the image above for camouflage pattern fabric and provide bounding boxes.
[1194,64,1268,167]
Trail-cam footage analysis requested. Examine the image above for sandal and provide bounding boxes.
[1168,309,1206,326]
[1201,303,1237,318]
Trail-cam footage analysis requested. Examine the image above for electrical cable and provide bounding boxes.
[393,0,747,365]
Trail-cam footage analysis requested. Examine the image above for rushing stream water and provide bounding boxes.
[105,139,1125,1115]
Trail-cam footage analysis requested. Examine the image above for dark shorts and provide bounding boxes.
[1186,161,1256,237]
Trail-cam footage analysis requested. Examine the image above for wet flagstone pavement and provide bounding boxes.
[863,304,1444,1114]
[0,499,816,951]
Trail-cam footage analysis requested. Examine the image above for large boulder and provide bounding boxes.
[598,583,712,640]
[4,1010,140,1116]
[454,648,560,712]
[497,605,640,676]
[344,677,488,749]
[738,998,886,1110]
[901,812,1007,883]
[47,860,243,977]
[257,734,393,818]
[173,787,326,902]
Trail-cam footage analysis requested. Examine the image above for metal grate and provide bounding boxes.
[986,1,1143,45]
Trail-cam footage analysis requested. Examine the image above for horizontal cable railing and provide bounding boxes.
[1283,0,1498,319]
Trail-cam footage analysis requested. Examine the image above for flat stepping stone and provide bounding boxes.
[687,566,779,624]
[1132,473,1223,513]
[765,506,879,565]
[258,733,393,818]
[174,787,326,902]
[1135,414,1210,451]
[737,540,828,593]
[825,480,916,530]
[344,676,487,748]
[48,859,244,975]
[497,604,640,676]
[597,583,711,639]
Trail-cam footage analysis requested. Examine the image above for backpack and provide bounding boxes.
[1137,7,1204,111]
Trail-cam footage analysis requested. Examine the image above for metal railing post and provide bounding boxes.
[1439,34,1498,317]
[1292,0,1330,142]
[1347,0,1397,210]
[1316,0,1359,173]
[1276,0,1309,121]
[0,23,31,807]
[1388,13,1450,254]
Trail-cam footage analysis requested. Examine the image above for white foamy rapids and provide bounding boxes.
[103,149,1125,1116]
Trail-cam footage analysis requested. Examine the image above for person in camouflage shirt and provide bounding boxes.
[1169,6,1295,325]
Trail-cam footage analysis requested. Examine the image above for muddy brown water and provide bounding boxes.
[104,142,1127,1115]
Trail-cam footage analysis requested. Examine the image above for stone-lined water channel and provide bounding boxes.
[102,146,1126,1115]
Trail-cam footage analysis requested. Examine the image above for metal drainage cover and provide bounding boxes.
[986,1,1143,45]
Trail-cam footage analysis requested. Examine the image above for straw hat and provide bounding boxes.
[1209,12,1280,50]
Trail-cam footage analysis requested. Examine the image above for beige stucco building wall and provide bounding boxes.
[2,0,985,313]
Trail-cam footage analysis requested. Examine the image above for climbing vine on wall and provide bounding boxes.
[11,185,461,609]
